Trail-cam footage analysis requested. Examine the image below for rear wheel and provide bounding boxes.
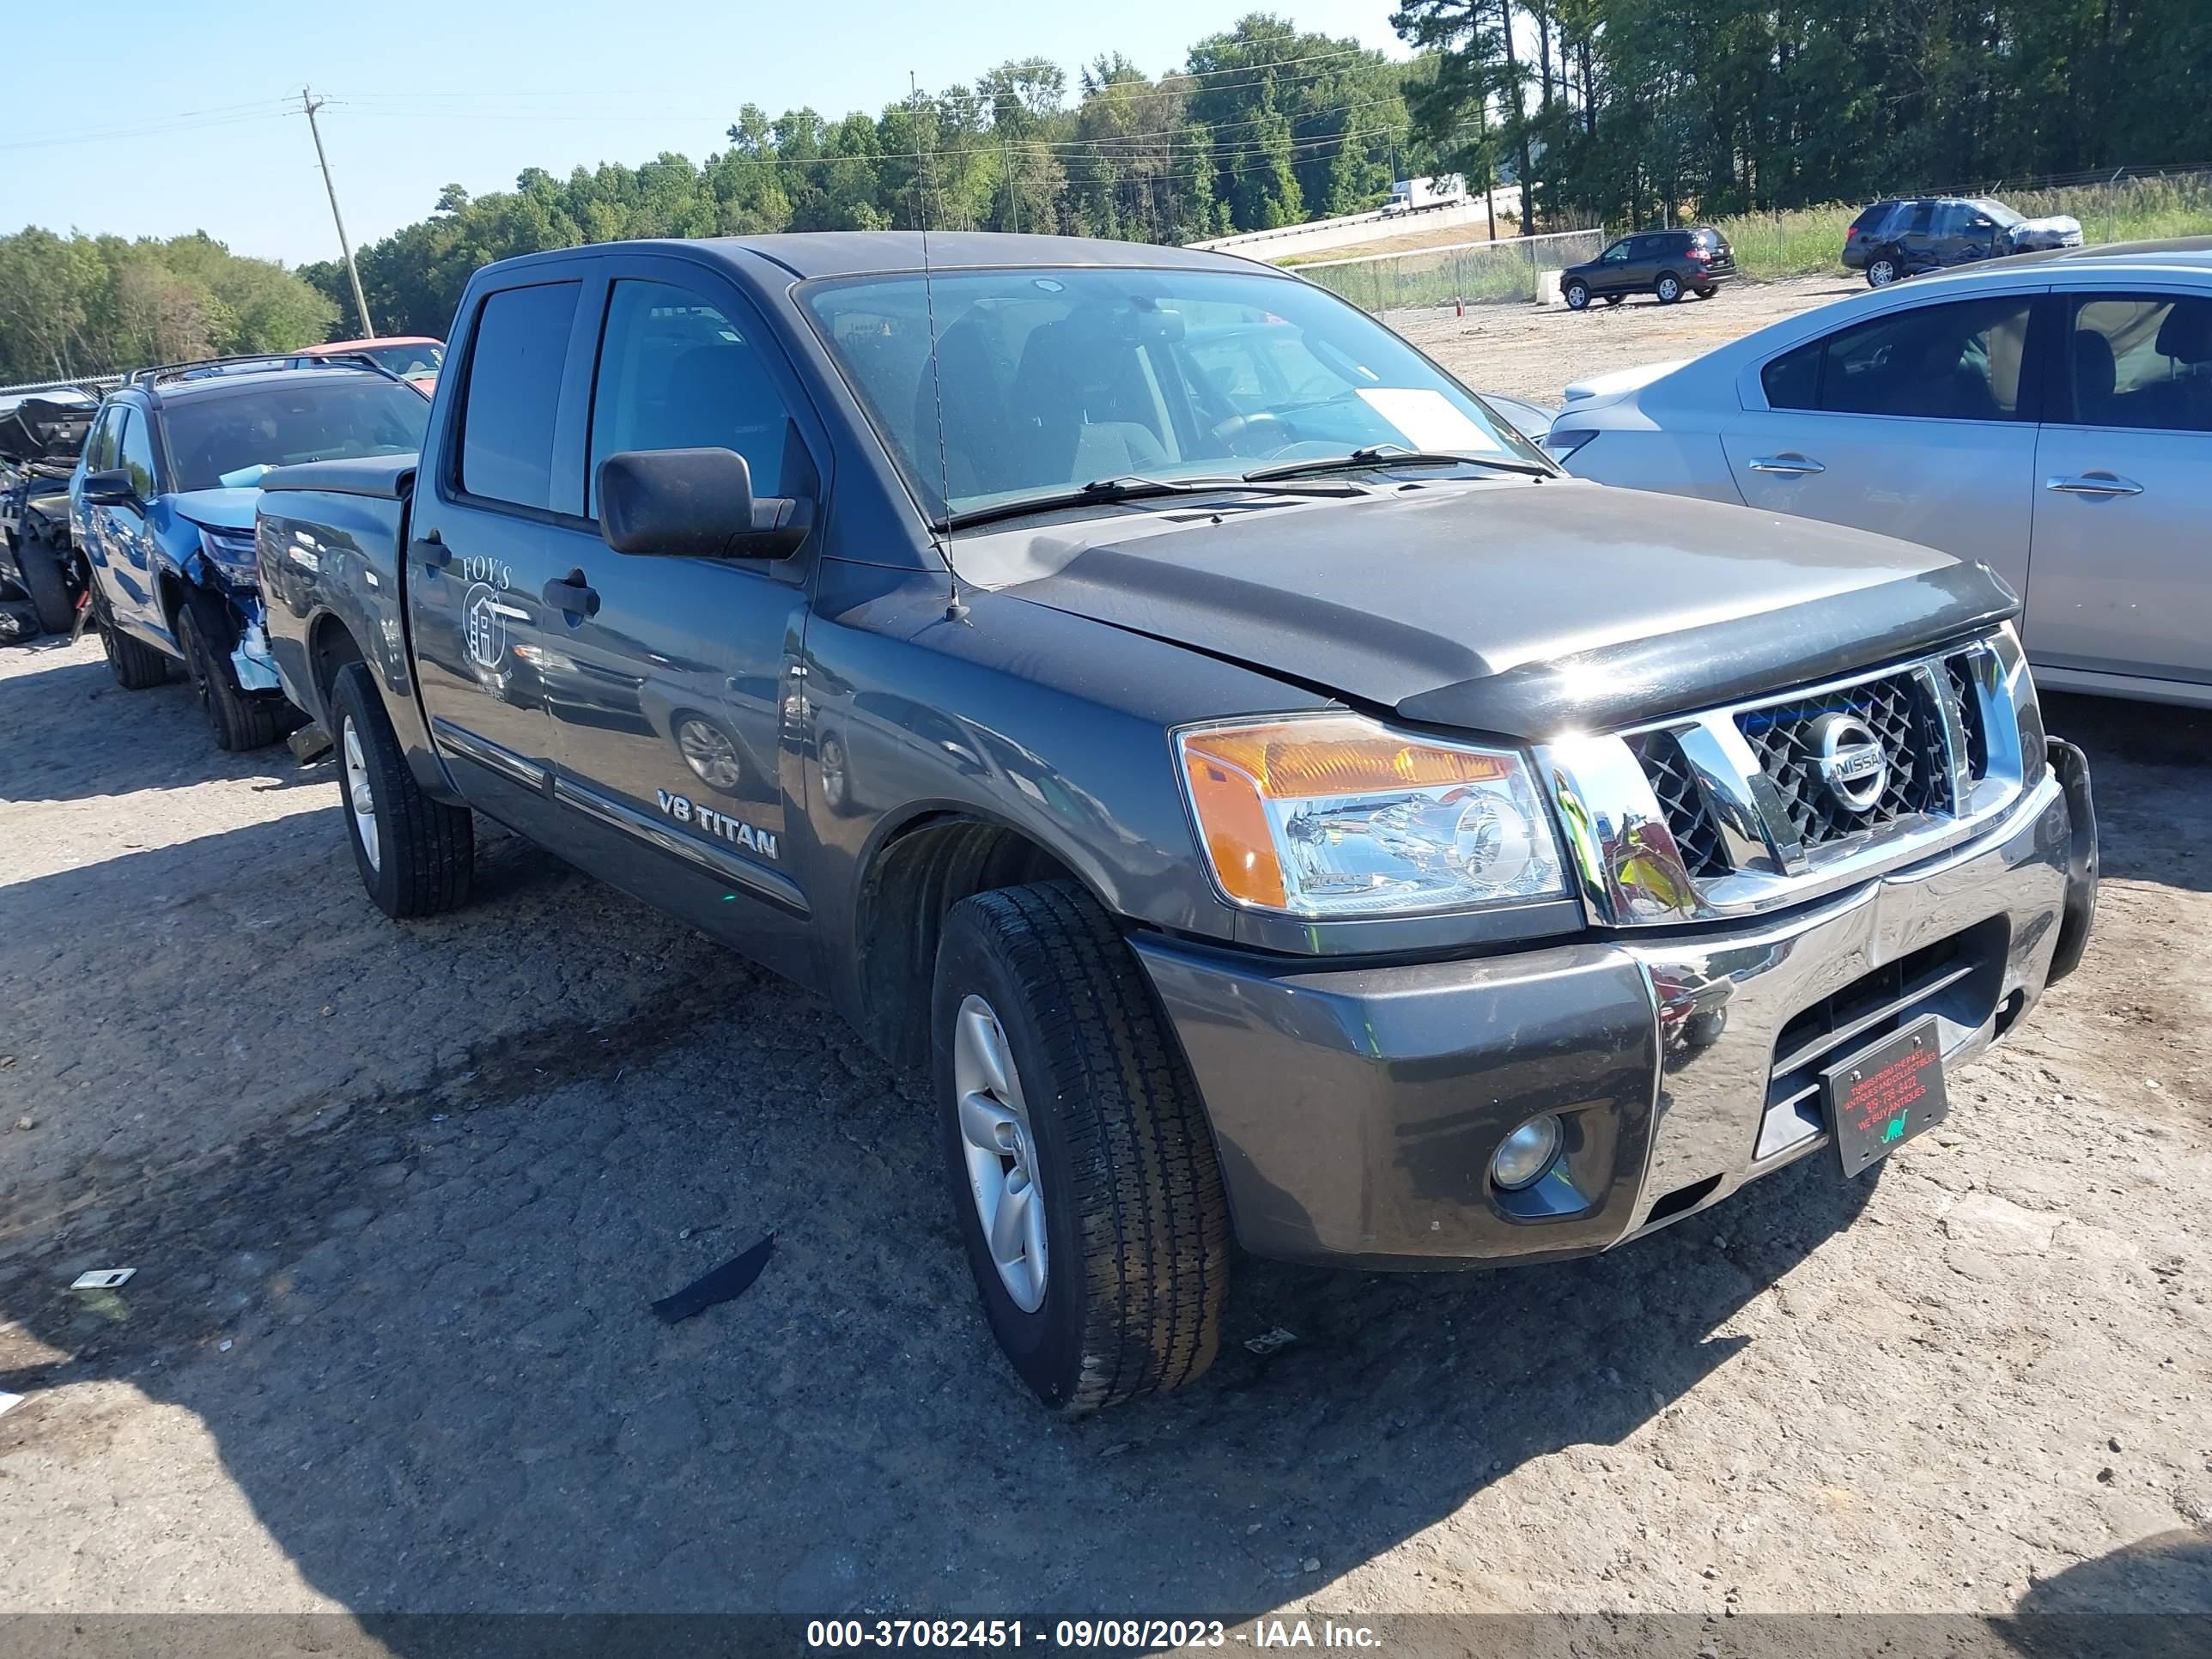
[179,605,289,751]
[11,532,75,635]
[94,589,169,690]
[1562,278,1591,311]
[1655,272,1684,304]
[331,660,475,918]
[933,880,1230,1413]
[1866,252,1902,288]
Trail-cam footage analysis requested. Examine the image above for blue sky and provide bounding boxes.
[3,0,1407,269]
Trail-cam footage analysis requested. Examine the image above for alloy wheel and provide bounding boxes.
[343,714,381,872]
[952,993,1048,1313]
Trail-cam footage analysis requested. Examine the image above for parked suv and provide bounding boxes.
[1561,228,1735,310]
[70,357,430,749]
[1844,198,2084,288]
[256,233,2093,1412]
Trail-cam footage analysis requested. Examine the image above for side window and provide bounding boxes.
[587,278,797,515]
[1761,337,1823,410]
[459,281,580,511]
[1601,240,1630,264]
[2066,295,2212,433]
[1814,297,2034,422]
[85,405,120,471]
[117,410,157,497]
[1631,235,1664,260]
[1929,202,1967,239]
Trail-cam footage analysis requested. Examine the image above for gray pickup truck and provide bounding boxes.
[256,233,2097,1412]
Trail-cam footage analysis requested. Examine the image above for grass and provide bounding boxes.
[1715,173,2212,283]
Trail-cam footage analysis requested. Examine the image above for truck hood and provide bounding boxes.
[167,487,262,534]
[992,480,2018,740]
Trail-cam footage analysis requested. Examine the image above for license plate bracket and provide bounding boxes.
[1823,1014,1948,1180]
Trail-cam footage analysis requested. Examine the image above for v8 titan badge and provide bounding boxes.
[1822,1014,1948,1180]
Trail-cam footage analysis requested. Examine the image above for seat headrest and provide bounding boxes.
[2072,329,2117,408]
[2154,300,2212,366]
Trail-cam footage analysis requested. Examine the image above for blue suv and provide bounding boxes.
[71,358,429,749]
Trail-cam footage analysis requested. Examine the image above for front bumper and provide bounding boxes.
[1133,755,2091,1270]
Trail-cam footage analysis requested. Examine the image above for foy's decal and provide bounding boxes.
[459,555,520,672]
[656,790,778,860]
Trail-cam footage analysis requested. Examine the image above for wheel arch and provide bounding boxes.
[850,807,1105,1067]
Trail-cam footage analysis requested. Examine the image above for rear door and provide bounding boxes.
[1720,291,2045,595]
[538,258,825,974]
[2024,287,2212,690]
[408,270,600,836]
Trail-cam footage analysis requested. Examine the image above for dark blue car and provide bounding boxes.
[70,359,429,749]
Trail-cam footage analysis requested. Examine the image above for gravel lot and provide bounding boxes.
[2,291,2208,1635]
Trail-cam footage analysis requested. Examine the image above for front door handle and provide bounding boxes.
[1748,454,1825,476]
[413,529,449,571]
[2045,472,2143,497]
[542,569,601,621]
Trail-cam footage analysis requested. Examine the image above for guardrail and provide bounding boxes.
[1292,227,1608,314]
[0,374,121,400]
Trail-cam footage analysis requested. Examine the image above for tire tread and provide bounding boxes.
[331,661,474,917]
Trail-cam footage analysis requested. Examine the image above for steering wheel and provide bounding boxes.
[1209,410,1293,457]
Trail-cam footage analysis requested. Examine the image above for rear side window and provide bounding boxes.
[459,282,580,510]
[2066,294,2212,432]
[1850,204,1893,236]
[1765,297,2035,421]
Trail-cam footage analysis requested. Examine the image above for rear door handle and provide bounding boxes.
[2045,472,2143,497]
[1748,454,1825,476]
[542,570,601,621]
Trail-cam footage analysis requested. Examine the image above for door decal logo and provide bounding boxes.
[656,790,779,860]
[459,556,519,672]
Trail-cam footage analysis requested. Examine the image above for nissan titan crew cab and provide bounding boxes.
[255,234,2099,1413]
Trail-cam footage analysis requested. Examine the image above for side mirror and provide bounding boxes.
[80,466,136,507]
[596,447,811,561]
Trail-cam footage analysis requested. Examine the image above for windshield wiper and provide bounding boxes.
[940,473,1366,532]
[1243,444,1553,482]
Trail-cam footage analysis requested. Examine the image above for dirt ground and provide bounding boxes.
[1403,273,1865,404]
[2,294,2209,1638]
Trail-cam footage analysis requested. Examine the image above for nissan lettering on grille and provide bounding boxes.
[1808,712,1888,813]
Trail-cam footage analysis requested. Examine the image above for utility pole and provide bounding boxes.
[301,88,374,338]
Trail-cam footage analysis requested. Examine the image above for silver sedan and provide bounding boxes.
[1546,240,2212,708]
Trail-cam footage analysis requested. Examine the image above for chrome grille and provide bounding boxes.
[1735,670,1947,848]
[1538,630,2033,928]
[1626,731,1729,878]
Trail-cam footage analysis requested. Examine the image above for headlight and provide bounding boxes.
[1176,714,1566,918]
[197,526,259,586]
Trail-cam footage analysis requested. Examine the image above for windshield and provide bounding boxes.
[362,341,444,378]
[802,266,1546,523]
[1972,198,2024,228]
[162,379,431,492]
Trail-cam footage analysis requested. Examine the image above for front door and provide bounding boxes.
[540,264,821,975]
[1722,291,2044,596]
[2025,289,2212,690]
[409,276,599,831]
[1590,239,1635,296]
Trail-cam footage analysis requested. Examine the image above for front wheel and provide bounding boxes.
[331,660,475,918]
[1603,294,1625,307]
[1695,286,1717,300]
[179,605,290,751]
[933,881,1230,1413]
[1562,278,1591,311]
[1655,272,1684,304]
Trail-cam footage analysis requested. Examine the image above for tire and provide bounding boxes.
[1563,279,1591,311]
[1655,272,1684,304]
[94,588,170,690]
[1695,286,1717,300]
[331,659,475,918]
[179,604,289,751]
[1866,252,1901,289]
[933,880,1230,1413]
[1603,294,1624,307]
[11,532,74,635]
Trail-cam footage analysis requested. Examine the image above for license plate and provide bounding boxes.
[1822,1015,1948,1180]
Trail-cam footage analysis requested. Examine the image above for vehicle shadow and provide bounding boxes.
[1997,1530,2211,1658]
[0,809,1881,1624]
[2042,692,2212,893]
[0,644,320,806]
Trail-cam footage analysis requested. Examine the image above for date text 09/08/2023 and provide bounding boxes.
[805,1619,1386,1650]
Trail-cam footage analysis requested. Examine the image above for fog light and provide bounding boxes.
[1491,1115,1564,1190]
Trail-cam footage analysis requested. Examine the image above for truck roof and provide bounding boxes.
[487,231,1280,283]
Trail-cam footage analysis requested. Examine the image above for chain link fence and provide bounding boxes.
[1291,228,1609,317]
